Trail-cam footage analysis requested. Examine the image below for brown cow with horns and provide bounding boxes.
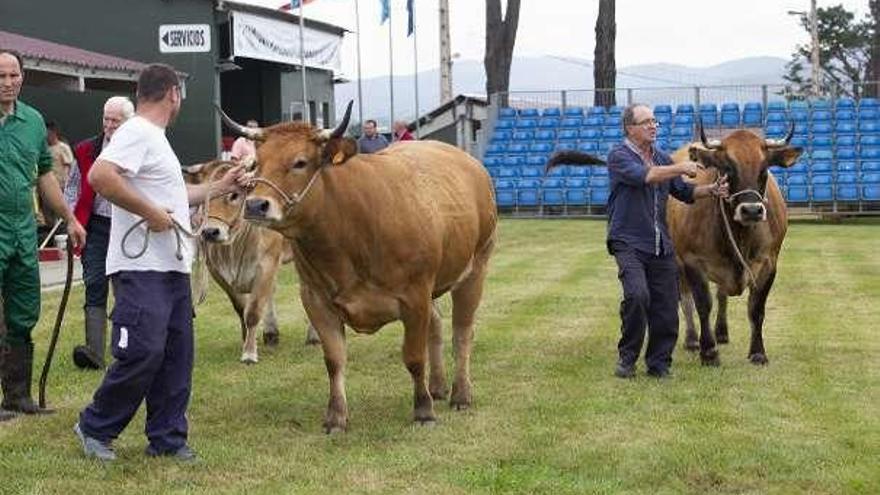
[667,122,802,366]
[219,102,497,432]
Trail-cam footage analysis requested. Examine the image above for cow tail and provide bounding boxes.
[544,150,606,175]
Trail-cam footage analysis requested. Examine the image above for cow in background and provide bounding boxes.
[667,124,802,365]
[220,102,497,432]
[185,160,319,364]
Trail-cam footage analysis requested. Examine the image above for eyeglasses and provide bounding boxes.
[631,118,658,127]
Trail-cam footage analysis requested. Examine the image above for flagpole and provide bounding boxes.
[412,0,420,138]
[388,2,395,132]
[299,2,309,124]
[354,0,364,126]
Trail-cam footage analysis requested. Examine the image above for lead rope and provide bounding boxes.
[718,193,759,290]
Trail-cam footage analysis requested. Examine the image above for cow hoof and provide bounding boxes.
[700,351,721,367]
[684,340,700,351]
[415,416,437,427]
[323,424,346,435]
[263,333,279,347]
[716,335,730,344]
[749,353,769,365]
[240,354,259,364]
[429,387,449,401]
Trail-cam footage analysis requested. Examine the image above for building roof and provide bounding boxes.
[0,29,148,75]
[219,1,349,35]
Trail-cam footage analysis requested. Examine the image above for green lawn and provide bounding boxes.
[2,219,878,494]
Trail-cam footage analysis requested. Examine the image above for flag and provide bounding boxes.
[407,0,414,36]
[284,0,315,10]
[380,0,390,24]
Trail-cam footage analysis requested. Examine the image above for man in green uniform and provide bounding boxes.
[0,49,86,421]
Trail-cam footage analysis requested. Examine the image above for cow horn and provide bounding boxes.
[215,104,265,141]
[766,121,796,148]
[319,100,354,141]
[698,117,722,149]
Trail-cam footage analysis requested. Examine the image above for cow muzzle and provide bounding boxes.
[733,202,767,224]
[244,196,282,222]
[200,225,229,244]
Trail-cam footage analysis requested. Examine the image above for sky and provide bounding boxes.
[241,0,871,79]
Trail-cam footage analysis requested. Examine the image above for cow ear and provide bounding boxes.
[323,137,358,166]
[688,146,723,169]
[768,146,803,168]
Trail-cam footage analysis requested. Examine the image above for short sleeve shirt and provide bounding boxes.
[98,116,193,275]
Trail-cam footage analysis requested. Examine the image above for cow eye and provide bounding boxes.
[227,192,240,202]
[291,158,308,170]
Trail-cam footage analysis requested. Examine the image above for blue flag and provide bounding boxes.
[407,0,414,36]
[380,0,390,24]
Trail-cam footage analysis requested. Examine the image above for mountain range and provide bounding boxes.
[335,55,790,124]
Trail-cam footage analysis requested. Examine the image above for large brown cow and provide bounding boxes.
[185,160,319,364]
[667,124,802,365]
[220,102,497,432]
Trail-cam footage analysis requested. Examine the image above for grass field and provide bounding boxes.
[2,218,879,494]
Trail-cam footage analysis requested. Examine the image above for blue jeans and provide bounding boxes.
[79,271,194,453]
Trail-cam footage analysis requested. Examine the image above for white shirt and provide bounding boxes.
[98,116,193,275]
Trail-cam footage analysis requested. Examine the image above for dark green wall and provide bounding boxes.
[2,0,219,164]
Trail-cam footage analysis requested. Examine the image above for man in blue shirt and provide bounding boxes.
[605,104,727,379]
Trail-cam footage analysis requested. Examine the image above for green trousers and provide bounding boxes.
[0,216,40,348]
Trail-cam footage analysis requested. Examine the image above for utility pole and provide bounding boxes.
[810,0,820,96]
[439,0,453,103]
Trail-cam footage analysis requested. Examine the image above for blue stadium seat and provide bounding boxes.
[529,143,553,154]
[565,188,587,205]
[790,100,810,110]
[578,141,598,153]
[584,116,604,127]
[860,134,880,148]
[787,186,809,202]
[790,136,809,149]
[520,165,542,178]
[837,147,857,161]
[812,100,831,111]
[812,185,834,201]
[656,127,669,139]
[859,109,880,121]
[525,155,545,167]
[602,128,623,140]
[673,114,694,128]
[766,112,787,124]
[542,107,562,117]
[491,130,512,142]
[558,129,578,141]
[517,178,541,189]
[655,139,671,152]
[495,119,514,129]
[499,107,517,118]
[517,188,539,207]
[787,173,808,186]
[811,149,834,161]
[812,161,833,175]
[538,118,559,128]
[503,155,525,167]
[812,123,833,136]
[587,106,607,116]
[861,161,880,173]
[671,127,692,138]
[676,104,695,114]
[568,167,589,178]
[721,102,740,113]
[589,187,609,205]
[541,188,565,206]
[608,105,624,115]
[788,161,809,174]
[555,141,576,151]
[542,178,565,189]
[812,110,833,122]
[535,130,556,142]
[579,129,601,140]
[605,116,622,127]
[559,117,582,128]
[563,106,585,117]
[744,102,762,112]
[862,172,880,183]
[654,104,673,115]
[767,101,787,112]
[485,143,506,155]
[498,166,518,178]
[519,108,539,118]
[589,177,610,188]
[835,98,855,110]
[507,143,528,155]
[494,178,515,189]
[515,119,538,129]
[765,124,786,138]
[656,114,672,126]
[835,122,857,136]
[836,172,859,184]
[836,185,860,201]
[591,166,609,177]
[791,110,810,123]
[811,171,833,183]
[484,156,503,167]
[545,164,566,177]
[743,112,762,126]
[858,98,880,110]
[836,135,857,148]
[512,131,534,141]
[860,148,880,161]
[699,102,717,118]
[864,184,880,200]
[597,141,615,156]
[835,109,856,122]
[495,189,516,207]
[837,161,858,173]
[669,139,690,151]
[565,177,588,188]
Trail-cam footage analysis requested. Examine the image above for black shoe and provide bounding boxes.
[614,362,636,379]
[145,444,198,463]
[73,346,102,370]
[647,368,671,379]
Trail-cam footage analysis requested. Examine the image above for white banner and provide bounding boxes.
[232,11,342,73]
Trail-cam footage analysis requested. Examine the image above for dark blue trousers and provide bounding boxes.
[79,271,194,453]
[612,242,680,373]
[82,215,110,309]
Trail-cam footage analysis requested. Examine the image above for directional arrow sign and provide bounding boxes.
[158,24,211,53]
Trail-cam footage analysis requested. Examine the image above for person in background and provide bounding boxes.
[0,49,86,422]
[392,120,415,142]
[357,119,388,153]
[230,119,259,162]
[65,96,135,370]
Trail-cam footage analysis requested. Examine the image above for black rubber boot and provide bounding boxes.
[0,347,16,421]
[73,307,106,370]
[1,343,53,414]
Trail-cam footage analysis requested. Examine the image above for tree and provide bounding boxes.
[783,5,870,98]
[593,0,616,107]
[484,0,521,106]
[869,0,880,96]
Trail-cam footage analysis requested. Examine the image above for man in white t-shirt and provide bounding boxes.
[73,63,246,463]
